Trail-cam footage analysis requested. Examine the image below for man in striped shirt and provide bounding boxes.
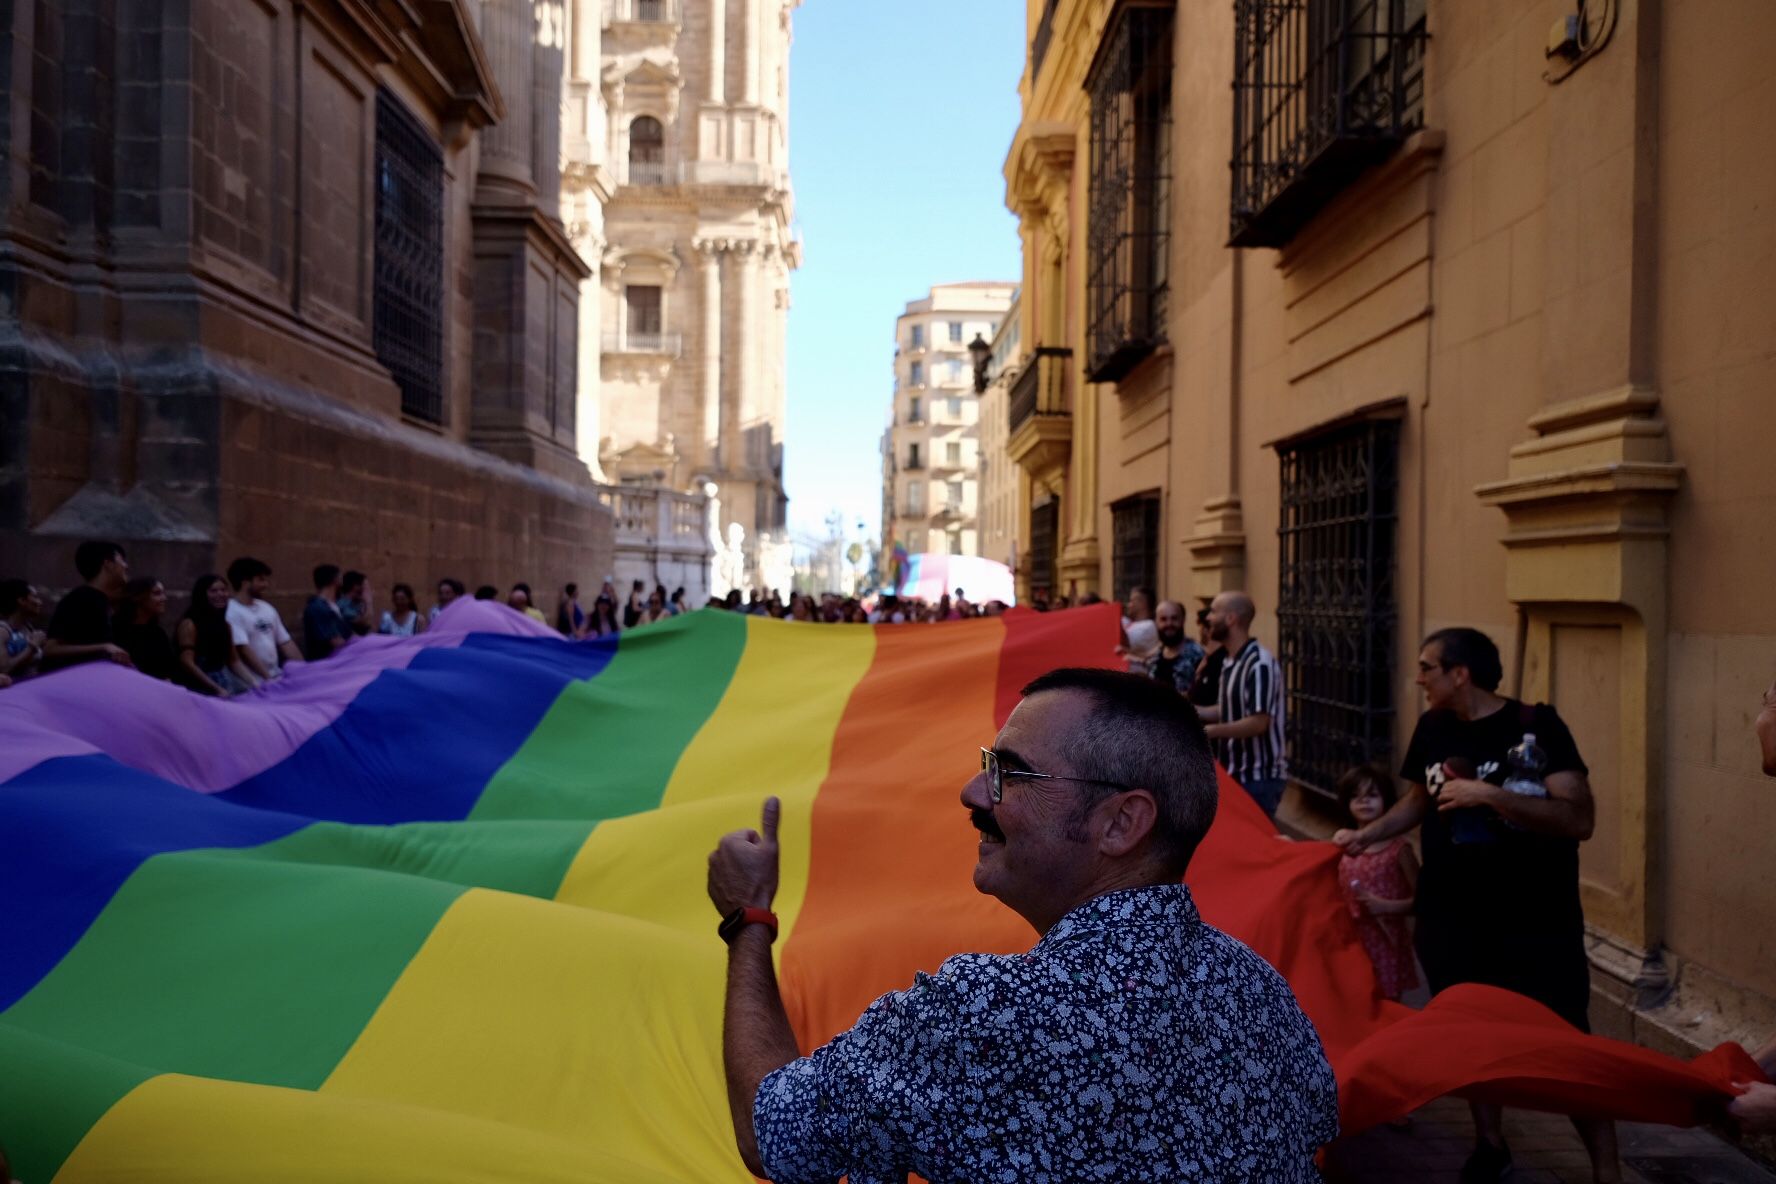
[1197,591,1288,815]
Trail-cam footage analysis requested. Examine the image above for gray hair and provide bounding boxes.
[1019,668,1219,877]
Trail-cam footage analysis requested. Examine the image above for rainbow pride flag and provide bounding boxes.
[0,601,1754,1182]
[0,601,1126,1182]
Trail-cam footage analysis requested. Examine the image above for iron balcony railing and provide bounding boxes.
[1085,0,1172,383]
[626,158,670,186]
[1230,0,1428,247]
[1008,346,1073,437]
[602,332,682,357]
[608,0,679,23]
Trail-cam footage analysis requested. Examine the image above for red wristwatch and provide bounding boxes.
[719,906,778,944]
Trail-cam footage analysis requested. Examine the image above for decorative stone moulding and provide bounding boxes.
[1475,385,1682,608]
[1475,384,1683,958]
[1008,415,1072,482]
[1182,496,1247,606]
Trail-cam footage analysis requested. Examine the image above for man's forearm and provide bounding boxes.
[41,640,104,661]
[1483,789,1593,840]
[1204,713,1269,741]
[1196,703,1222,723]
[724,926,800,1177]
[1357,788,1427,846]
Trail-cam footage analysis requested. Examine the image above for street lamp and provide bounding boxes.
[968,333,992,393]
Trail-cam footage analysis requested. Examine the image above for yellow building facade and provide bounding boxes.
[1002,0,1775,1050]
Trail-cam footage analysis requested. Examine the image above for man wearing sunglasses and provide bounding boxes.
[708,667,1338,1183]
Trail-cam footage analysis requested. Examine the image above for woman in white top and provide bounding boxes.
[1118,585,1159,674]
[378,583,426,637]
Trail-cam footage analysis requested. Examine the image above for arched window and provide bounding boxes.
[629,116,665,184]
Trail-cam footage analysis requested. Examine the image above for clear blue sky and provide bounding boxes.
[783,0,1025,543]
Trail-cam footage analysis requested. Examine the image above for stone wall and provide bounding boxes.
[0,0,611,625]
[2,339,612,627]
[1005,0,1776,1055]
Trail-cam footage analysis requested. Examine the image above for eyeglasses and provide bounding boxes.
[978,747,1133,806]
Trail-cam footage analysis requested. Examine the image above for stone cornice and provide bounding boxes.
[1004,121,1077,219]
[469,203,595,280]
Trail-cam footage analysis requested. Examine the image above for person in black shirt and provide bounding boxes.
[176,573,246,696]
[1185,606,1224,708]
[303,564,350,661]
[42,540,134,672]
[1332,626,1616,1184]
[1145,600,1206,696]
[113,577,176,681]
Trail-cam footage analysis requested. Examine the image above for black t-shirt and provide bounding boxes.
[43,585,113,671]
[114,618,175,681]
[1399,699,1587,929]
[1187,647,1226,707]
[303,595,348,661]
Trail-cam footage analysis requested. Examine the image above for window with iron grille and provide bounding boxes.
[373,91,445,425]
[1085,0,1172,384]
[1230,0,1427,247]
[1111,494,1160,605]
[1030,496,1060,598]
[1276,417,1400,799]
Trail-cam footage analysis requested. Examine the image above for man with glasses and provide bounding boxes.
[706,667,1337,1183]
[1333,627,1615,1184]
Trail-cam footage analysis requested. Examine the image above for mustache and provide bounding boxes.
[970,808,1004,840]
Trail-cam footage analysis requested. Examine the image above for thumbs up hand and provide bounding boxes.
[708,796,782,916]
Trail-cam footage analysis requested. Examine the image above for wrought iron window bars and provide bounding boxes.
[373,91,446,426]
[1230,0,1427,247]
[1276,417,1401,799]
[1085,0,1172,383]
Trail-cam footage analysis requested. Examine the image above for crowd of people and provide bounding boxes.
[707,587,1015,623]
[8,540,1775,1174]
[1,541,1039,697]
[0,541,717,696]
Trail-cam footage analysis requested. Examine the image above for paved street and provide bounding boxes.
[1325,1096,1776,1183]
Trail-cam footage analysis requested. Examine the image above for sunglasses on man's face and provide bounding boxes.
[978,747,1134,806]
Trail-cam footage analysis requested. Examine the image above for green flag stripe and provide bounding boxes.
[470,610,749,822]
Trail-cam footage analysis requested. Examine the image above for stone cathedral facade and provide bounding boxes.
[0,0,609,615]
[564,0,800,597]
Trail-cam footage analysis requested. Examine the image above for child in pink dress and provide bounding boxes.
[1336,764,1421,1000]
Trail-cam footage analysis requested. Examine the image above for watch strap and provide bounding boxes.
[719,906,778,944]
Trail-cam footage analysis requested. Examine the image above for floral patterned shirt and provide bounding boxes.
[754,883,1338,1183]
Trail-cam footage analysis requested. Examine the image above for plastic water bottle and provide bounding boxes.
[1502,733,1549,799]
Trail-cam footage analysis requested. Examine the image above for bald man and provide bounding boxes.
[1197,591,1287,815]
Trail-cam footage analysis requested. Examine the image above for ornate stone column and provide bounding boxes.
[696,240,725,456]
[708,0,727,105]
[1474,1,1672,1011]
[740,0,759,105]
[1184,250,1247,605]
[720,241,756,475]
[476,0,536,198]
[532,0,565,220]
